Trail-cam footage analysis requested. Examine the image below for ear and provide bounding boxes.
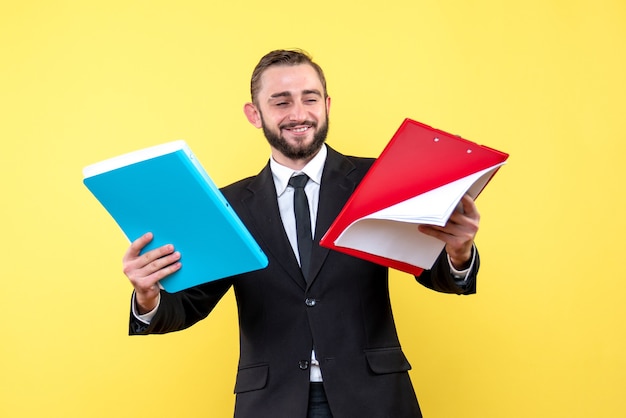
[243,102,262,128]
[326,96,331,115]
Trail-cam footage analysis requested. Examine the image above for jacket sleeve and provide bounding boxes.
[129,278,233,335]
[415,246,479,295]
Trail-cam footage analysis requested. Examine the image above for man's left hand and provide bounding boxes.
[418,194,480,270]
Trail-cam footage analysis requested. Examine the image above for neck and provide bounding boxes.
[271,147,321,171]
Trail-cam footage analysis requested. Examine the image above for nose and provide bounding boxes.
[289,101,307,122]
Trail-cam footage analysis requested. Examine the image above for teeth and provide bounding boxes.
[291,126,309,133]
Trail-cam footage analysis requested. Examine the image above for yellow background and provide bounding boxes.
[1,0,624,417]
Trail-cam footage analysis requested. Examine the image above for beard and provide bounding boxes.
[260,114,329,161]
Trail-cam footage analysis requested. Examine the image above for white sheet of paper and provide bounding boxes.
[333,163,504,269]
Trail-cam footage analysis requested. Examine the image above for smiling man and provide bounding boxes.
[123,49,480,418]
[244,57,331,168]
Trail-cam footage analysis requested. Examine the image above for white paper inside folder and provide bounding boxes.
[333,163,505,270]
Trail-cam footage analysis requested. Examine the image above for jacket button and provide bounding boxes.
[299,360,309,370]
[305,298,316,307]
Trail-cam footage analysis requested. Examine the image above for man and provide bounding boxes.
[124,49,480,418]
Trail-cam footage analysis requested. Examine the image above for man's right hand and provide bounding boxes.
[122,232,181,314]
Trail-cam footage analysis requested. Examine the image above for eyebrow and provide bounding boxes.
[269,89,323,99]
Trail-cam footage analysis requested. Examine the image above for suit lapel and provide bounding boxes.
[240,164,308,290]
[239,147,361,291]
[308,147,359,287]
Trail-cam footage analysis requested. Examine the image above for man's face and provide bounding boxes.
[247,64,331,163]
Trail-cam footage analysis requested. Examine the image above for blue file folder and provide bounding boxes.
[83,140,268,293]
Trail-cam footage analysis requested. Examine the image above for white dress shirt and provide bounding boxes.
[270,144,326,268]
[270,144,327,382]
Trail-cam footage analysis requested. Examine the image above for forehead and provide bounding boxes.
[257,64,324,98]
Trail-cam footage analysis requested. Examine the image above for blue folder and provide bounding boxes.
[83,140,268,293]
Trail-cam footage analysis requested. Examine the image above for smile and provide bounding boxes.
[281,121,317,134]
[289,126,310,133]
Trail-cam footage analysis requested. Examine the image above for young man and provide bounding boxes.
[124,49,479,418]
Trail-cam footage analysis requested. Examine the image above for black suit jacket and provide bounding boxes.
[130,146,478,418]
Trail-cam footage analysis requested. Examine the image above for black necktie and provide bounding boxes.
[289,174,312,281]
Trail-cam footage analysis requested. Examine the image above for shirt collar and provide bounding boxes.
[270,144,327,197]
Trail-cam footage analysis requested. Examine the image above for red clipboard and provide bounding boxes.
[319,118,509,276]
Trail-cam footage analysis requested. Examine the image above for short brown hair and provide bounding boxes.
[250,49,328,104]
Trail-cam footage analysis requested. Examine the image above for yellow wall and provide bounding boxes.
[1,1,624,417]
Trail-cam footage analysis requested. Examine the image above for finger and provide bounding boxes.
[124,239,176,276]
[123,232,154,261]
[140,250,181,278]
[148,258,182,282]
[418,224,453,243]
[420,217,472,242]
[123,240,178,286]
[459,195,479,220]
[447,196,479,226]
[136,243,177,269]
[124,247,179,283]
[135,258,182,292]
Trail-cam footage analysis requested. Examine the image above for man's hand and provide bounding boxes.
[122,232,181,314]
[418,194,480,270]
